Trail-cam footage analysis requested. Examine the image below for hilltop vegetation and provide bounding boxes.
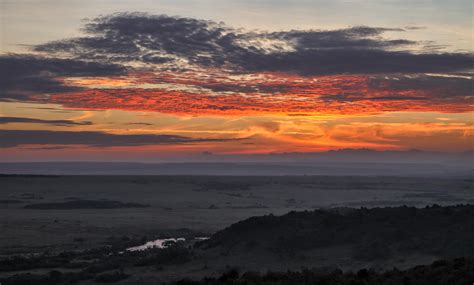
[199,204,474,261]
[176,257,474,285]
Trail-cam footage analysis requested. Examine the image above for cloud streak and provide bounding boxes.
[0,117,92,126]
[0,130,235,148]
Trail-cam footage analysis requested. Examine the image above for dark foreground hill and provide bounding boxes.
[1,205,473,284]
[200,205,474,261]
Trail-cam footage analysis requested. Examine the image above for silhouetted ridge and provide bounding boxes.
[199,205,474,259]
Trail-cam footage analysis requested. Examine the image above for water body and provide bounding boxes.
[127,237,209,251]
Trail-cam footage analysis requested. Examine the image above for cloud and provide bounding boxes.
[35,13,232,65]
[0,130,234,148]
[0,117,92,126]
[0,55,126,101]
[2,13,471,116]
[370,74,474,98]
[23,146,72,150]
[123,122,154,126]
[320,74,473,103]
[43,74,473,116]
[34,13,473,75]
[239,49,473,75]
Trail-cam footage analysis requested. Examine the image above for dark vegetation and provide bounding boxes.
[23,200,150,209]
[194,181,256,192]
[0,174,59,178]
[0,242,192,284]
[0,199,24,204]
[4,257,471,284]
[176,257,474,285]
[0,234,197,272]
[1,205,474,284]
[199,204,474,261]
[19,193,44,200]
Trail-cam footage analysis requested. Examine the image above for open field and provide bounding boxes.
[1,175,473,256]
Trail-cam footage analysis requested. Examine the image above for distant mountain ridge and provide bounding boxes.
[0,161,471,176]
[0,149,471,176]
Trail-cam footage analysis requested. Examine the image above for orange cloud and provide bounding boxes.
[46,70,472,117]
[13,70,472,154]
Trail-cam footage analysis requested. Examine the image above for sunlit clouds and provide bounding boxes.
[51,72,473,116]
[0,13,472,159]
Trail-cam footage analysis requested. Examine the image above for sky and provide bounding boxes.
[0,0,472,162]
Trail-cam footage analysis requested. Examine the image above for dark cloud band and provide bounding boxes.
[34,13,473,75]
[0,55,126,101]
[0,130,234,148]
[0,117,92,126]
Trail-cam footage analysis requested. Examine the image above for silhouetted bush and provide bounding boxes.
[134,243,192,266]
[94,270,129,283]
[175,258,474,285]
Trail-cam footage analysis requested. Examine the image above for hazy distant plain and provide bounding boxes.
[1,175,473,255]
